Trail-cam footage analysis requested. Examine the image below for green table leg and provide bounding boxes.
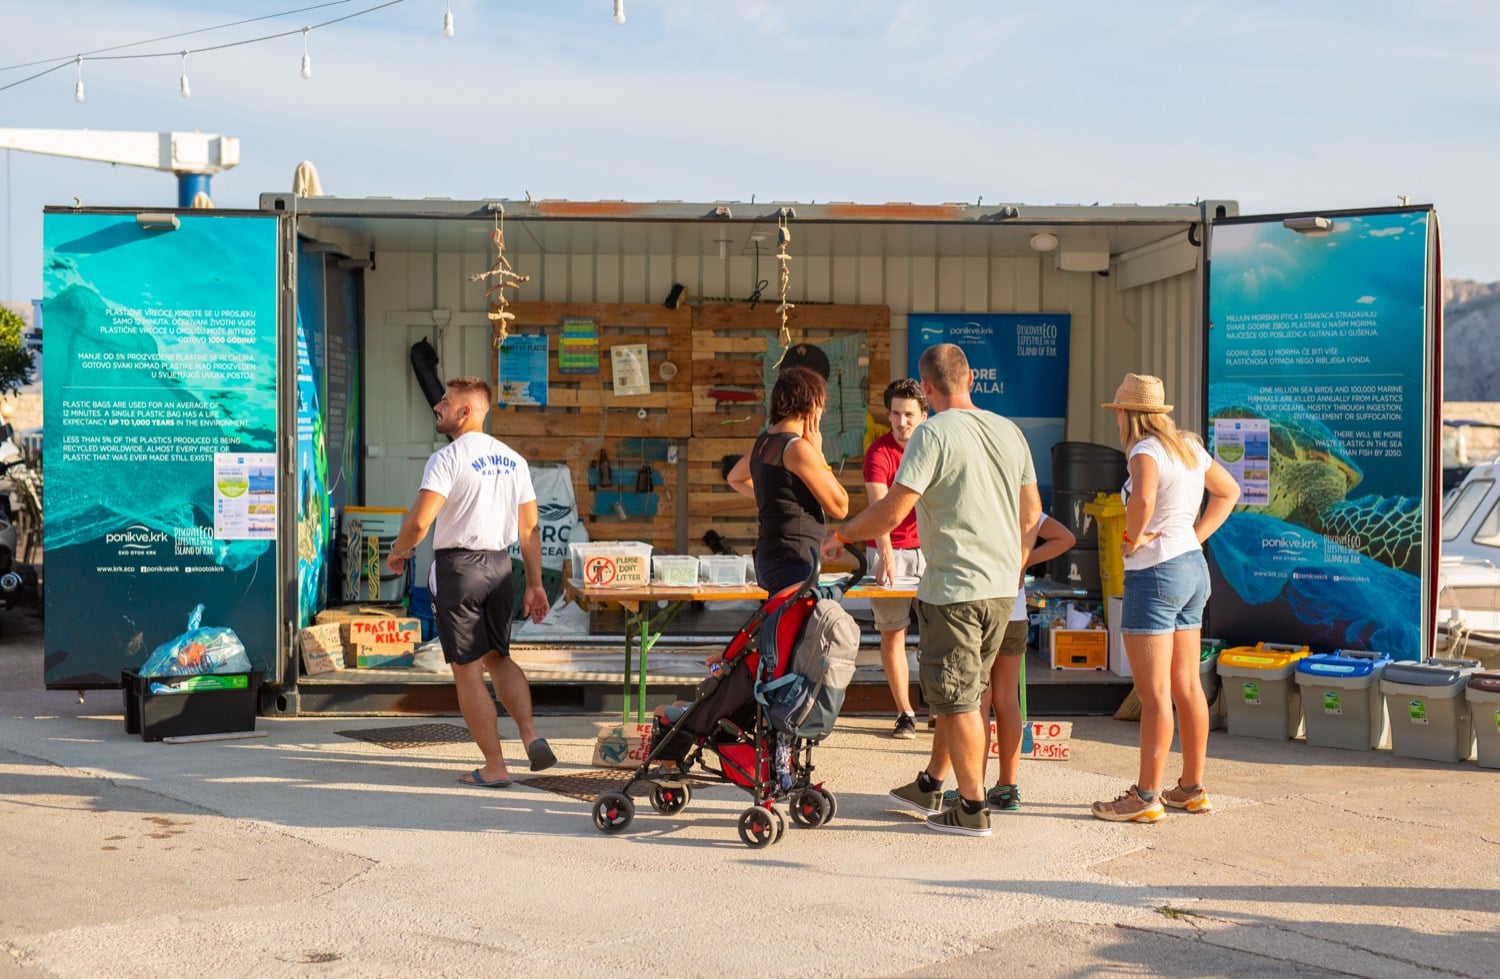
[1019,654,1033,754]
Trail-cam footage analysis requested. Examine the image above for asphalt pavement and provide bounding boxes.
[1,605,1497,978]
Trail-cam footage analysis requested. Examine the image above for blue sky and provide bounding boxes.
[3,0,1498,301]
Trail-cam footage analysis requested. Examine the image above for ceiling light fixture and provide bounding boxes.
[178,50,191,98]
[300,28,312,79]
[1029,232,1059,252]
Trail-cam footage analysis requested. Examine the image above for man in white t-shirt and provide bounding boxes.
[386,376,556,787]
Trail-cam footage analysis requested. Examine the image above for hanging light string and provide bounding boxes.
[0,0,360,72]
[0,0,408,96]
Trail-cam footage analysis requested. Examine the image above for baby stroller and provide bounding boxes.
[590,546,865,848]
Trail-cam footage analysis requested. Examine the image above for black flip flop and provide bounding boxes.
[526,738,558,772]
[459,769,511,788]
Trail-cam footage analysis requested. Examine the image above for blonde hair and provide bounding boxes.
[1117,409,1202,467]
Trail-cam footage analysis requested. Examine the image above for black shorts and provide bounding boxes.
[433,549,514,666]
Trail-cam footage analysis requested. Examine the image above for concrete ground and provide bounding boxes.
[1,605,1497,979]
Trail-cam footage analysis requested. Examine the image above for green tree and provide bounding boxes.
[0,307,34,398]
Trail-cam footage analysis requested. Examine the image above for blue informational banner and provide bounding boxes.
[908,313,1071,503]
[42,212,281,686]
[1205,209,1433,661]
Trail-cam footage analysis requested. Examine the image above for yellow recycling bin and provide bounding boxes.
[1082,492,1126,601]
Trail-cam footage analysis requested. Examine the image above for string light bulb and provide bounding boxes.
[613,0,625,24]
[443,0,455,37]
[300,28,312,79]
[73,56,84,102]
[178,50,190,98]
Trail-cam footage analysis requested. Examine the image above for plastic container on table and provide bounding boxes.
[1380,657,1481,763]
[1217,642,1311,740]
[569,541,653,587]
[699,554,749,586]
[651,555,700,587]
[1466,670,1500,769]
[1295,649,1392,750]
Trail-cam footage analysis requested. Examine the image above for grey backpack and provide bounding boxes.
[756,598,860,741]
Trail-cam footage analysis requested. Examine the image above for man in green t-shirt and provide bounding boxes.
[826,343,1041,837]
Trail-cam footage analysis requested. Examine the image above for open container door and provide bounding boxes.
[41,208,289,690]
[1202,205,1440,662]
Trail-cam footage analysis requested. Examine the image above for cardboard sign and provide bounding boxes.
[344,616,421,646]
[990,719,1073,761]
[297,623,343,675]
[351,641,416,669]
[592,720,655,768]
[581,552,649,588]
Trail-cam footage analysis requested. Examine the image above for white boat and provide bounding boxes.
[1437,458,1500,666]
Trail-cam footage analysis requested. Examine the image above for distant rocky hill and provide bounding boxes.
[1445,279,1500,401]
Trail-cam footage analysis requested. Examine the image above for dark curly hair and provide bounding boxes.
[769,366,826,424]
[883,377,928,412]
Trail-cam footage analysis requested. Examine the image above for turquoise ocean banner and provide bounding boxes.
[1205,209,1432,661]
[42,212,281,686]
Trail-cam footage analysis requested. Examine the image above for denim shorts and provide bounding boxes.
[1120,550,1210,636]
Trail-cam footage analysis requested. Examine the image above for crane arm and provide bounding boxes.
[0,129,239,175]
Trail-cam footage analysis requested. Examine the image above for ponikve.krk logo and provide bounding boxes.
[105,524,169,555]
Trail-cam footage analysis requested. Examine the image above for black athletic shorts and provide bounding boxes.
[432,548,514,666]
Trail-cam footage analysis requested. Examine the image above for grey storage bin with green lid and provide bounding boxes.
[1295,649,1391,750]
[1466,670,1500,769]
[1379,658,1481,763]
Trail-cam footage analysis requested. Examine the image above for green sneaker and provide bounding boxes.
[888,774,943,814]
[925,802,992,837]
[986,784,1021,812]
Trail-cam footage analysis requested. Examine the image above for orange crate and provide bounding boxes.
[1049,629,1108,670]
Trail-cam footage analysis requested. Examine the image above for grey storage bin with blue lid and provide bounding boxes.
[1379,657,1481,763]
[1295,649,1391,750]
[1466,670,1500,769]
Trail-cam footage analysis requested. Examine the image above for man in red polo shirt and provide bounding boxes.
[862,378,929,739]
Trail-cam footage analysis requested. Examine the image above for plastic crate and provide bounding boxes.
[122,669,261,742]
[652,555,700,586]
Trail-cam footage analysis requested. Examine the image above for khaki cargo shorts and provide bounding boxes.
[915,595,1016,714]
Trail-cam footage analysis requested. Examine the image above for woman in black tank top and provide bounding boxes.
[726,367,850,594]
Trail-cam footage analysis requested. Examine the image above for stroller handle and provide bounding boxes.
[801,542,868,598]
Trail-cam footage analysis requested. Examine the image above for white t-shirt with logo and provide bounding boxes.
[419,431,536,551]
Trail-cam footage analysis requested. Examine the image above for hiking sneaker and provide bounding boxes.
[986,783,1021,812]
[889,774,944,814]
[1091,785,1165,823]
[926,803,992,837]
[892,713,917,740]
[1161,782,1213,813]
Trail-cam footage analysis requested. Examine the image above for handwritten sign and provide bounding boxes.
[344,617,421,644]
[991,719,1073,761]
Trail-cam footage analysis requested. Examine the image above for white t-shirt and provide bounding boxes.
[1122,436,1211,571]
[1010,513,1057,622]
[419,431,537,551]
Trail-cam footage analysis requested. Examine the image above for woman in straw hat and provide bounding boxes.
[1092,373,1240,823]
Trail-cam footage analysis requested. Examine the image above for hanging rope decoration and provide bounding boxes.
[471,208,531,347]
[775,209,796,352]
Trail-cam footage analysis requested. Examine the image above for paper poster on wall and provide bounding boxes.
[496,334,549,407]
[1211,417,1271,507]
[214,452,277,539]
[611,343,650,396]
[559,318,600,374]
[1204,208,1435,661]
[908,313,1071,505]
[41,211,281,686]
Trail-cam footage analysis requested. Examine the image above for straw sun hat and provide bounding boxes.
[1101,373,1173,413]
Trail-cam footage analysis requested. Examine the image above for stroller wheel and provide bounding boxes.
[820,788,838,825]
[592,792,635,834]
[790,788,830,828]
[736,806,777,848]
[649,783,691,814]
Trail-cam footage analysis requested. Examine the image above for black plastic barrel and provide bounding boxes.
[1048,441,1127,592]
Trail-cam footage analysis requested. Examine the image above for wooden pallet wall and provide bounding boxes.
[488,299,891,559]
[687,303,890,556]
